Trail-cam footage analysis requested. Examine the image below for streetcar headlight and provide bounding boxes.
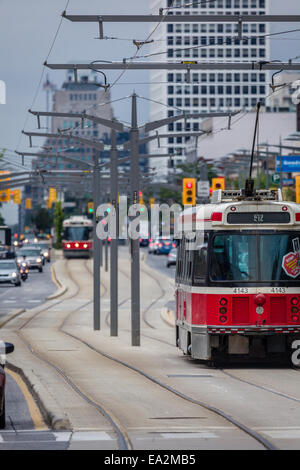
[75,243,79,248]
[83,244,88,249]
[66,244,71,248]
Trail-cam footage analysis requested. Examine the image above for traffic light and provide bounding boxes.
[296,176,300,204]
[0,189,10,202]
[88,202,94,214]
[139,191,144,205]
[25,198,32,210]
[13,189,21,205]
[182,178,196,205]
[212,177,226,191]
[0,171,10,182]
[49,187,57,204]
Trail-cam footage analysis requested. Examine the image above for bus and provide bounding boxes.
[62,216,93,259]
[175,188,300,364]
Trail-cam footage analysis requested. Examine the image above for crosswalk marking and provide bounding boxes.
[72,431,113,441]
[53,432,71,442]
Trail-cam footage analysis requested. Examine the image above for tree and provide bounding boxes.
[34,208,52,232]
[53,202,64,249]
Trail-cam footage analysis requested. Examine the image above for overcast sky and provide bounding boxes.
[0,0,299,157]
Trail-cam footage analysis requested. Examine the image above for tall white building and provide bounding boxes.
[149,0,270,179]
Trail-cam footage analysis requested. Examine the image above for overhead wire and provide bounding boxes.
[16,0,71,152]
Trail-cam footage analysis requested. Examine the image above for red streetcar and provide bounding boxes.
[175,188,300,364]
[62,216,93,259]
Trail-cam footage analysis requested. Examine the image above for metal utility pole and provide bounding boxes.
[130,93,140,347]
[93,152,101,331]
[46,62,300,72]
[110,127,118,337]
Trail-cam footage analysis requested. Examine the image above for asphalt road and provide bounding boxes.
[0,261,56,322]
[143,248,176,280]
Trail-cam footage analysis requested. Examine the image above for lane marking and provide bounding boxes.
[71,431,113,441]
[6,369,47,431]
[159,432,218,439]
[263,430,300,439]
[53,432,72,442]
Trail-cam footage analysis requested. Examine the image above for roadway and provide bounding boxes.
[0,261,56,323]
[1,249,300,450]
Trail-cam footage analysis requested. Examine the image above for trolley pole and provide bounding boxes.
[110,127,118,336]
[130,93,140,347]
[93,153,101,330]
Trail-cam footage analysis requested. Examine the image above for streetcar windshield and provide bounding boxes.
[63,227,91,241]
[210,234,257,281]
[210,232,300,283]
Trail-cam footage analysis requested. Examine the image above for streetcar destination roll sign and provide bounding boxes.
[227,212,291,224]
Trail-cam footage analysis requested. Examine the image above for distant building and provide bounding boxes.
[149,0,270,179]
[266,72,300,113]
[35,72,113,172]
[185,111,296,162]
[33,72,148,199]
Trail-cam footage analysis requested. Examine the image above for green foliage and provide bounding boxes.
[53,202,64,249]
[34,208,52,232]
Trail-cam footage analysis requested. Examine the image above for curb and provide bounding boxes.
[160,307,175,327]
[46,263,68,300]
[7,361,71,431]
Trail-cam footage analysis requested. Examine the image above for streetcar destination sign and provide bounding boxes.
[227,212,291,224]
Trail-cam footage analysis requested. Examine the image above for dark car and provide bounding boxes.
[0,342,14,428]
[156,239,175,255]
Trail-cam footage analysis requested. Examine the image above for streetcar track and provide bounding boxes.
[2,256,284,450]
[58,259,277,451]
[13,258,132,451]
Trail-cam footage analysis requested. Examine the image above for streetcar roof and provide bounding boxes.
[178,189,300,232]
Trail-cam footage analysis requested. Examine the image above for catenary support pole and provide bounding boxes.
[93,153,101,330]
[130,93,140,347]
[110,127,118,337]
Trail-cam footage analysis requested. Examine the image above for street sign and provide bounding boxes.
[276,156,300,173]
[62,202,77,208]
[197,180,210,199]
[282,178,295,186]
[272,173,280,184]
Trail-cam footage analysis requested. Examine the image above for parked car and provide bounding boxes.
[0,260,21,286]
[167,248,177,268]
[16,249,43,272]
[0,342,15,428]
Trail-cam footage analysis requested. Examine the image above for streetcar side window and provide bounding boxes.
[194,246,207,282]
[176,238,184,283]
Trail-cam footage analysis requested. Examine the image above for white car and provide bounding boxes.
[0,260,21,286]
